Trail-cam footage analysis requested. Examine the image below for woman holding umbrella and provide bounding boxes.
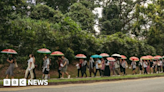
[5,54,16,79]
[1,49,17,79]
[120,55,128,75]
[100,53,110,76]
[130,56,139,75]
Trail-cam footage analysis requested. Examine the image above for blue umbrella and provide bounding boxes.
[91,55,102,58]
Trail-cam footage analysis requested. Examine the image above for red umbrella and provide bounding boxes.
[100,53,109,57]
[37,48,51,54]
[1,49,17,54]
[146,55,153,60]
[107,57,115,61]
[75,54,87,59]
[121,55,127,59]
[153,55,162,60]
[129,56,139,61]
[51,51,64,56]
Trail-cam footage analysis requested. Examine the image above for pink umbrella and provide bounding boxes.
[107,57,115,61]
[1,49,17,54]
[121,55,127,59]
[51,51,64,56]
[37,48,51,54]
[130,56,139,61]
[100,53,109,57]
[140,56,149,60]
[75,54,87,59]
[153,55,162,60]
[146,55,153,60]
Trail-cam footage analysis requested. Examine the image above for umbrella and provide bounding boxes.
[111,54,121,58]
[91,55,102,58]
[121,55,127,59]
[1,49,17,54]
[107,57,115,61]
[100,53,109,57]
[129,56,139,61]
[75,54,87,59]
[37,48,51,54]
[140,56,149,60]
[146,55,153,60]
[153,55,162,60]
[51,51,64,56]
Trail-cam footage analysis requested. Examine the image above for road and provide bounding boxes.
[0,77,164,92]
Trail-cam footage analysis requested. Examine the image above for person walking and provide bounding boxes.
[162,59,164,72]
[101,58,105,76]
[76,59,82,78]
[131,60,136,75]
[81,59,88,77]
[95,58,101,76]
[146,60,150,74]
[89,57,95,77]
[157,60,161,73]
[150,60,154,74]
[104,58,110,76]
[59,56,70,79]
[42,55,50,79]
[5,54,16,79]
[121,59,127,75]
[153,60,157,73]
[57,59,62,78]
[139,59,143,74]
[25,54,34,79]
[27,55,36,79]
[110,61,115,75]
[143,60,148,74]
[114,58,120,75]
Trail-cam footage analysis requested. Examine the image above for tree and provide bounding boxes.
[99,0,146,35]
[66,3,95,33]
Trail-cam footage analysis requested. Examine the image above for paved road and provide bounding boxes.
[0,77,164,92]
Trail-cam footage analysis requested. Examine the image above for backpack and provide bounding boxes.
[65,58,69,65]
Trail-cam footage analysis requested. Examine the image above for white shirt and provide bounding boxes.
[143,62,147,68]
[76,64,80,69]
[96,59,101,69]
[45,58,50,68]
[28,58,33,64]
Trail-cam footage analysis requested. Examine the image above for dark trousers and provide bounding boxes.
[123,68,126,74]
[157,66,161,71]
[77,69,81,77]
[27,68,36,79]
[163,66,164,72]
[81,70,87,77]
[89,68,95,77]
[144,68,147,74]
[58,70,62,78]
[95,69,101,76]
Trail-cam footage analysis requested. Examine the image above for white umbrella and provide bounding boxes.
[111,54,121,58]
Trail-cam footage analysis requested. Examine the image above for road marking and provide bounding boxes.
[0,77,164,91]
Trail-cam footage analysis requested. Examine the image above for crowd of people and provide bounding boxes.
[4,53,164,79]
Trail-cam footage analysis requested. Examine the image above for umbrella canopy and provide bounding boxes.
[51,51,64,56]
[140,56,149,60]
[91,55,102,58]
[111,54,121,58]
[75,54,87,59]
[129,56,139,61]
[121,55,127,59]
[153,55,162,60]
[100,53,109,57]
[146,55,153,60]
[107,57,115,61]
[1,49,17,54]
[37,48,51,54]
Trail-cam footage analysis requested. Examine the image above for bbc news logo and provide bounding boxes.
[3,79,48,86]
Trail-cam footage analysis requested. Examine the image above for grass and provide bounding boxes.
[48,73,164,83]
[0,73,164,86]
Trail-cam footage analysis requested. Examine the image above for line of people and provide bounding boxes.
[5,54,164,79]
